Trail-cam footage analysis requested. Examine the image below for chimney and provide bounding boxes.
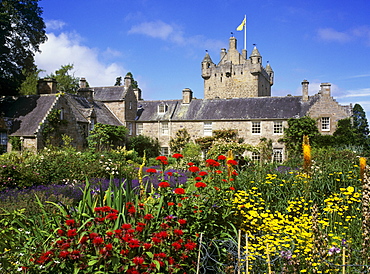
[134,88,142,101]
[80,78,87,88]
[301,79,309,101]
[182,88,193,104]
[220,48,227,61]
[37,78,57,94]
[229,36,237,50]
[319,83,331,97]
[124,75,132,88]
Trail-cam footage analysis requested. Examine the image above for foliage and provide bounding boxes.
[19,65,44,95]
[8,136,21,151]
[194,136,214,151]
[41,108,68,146]
[256,137,273,163]
[127,135,160,158]
[46,64,80,93]
[126,72,138,89]
[281,116,319,156]
[207,141,255,159]
[114,76,122,86]
[353,103,369,138]
[182,142,202,165]
[0,0,47,95]
[88,123,128,151]
[169,128,191,153]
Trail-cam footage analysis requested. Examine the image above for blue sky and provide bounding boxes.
[35,0,370,118]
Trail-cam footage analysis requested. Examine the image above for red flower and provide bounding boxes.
[59,251,69,258]
[194,176,202,181]
[106,212,118,221]
[227,159,238,166]
[217,155,227,160]
[143,214,154,220]
[158,181,170,188]
[215,170,223,174]
[89,232,98,239]
[172,153,184,159]
[92,237,104,245]
[143,243,152,250]
[185,240,197,250]
[146,168,157,173]
[174,188,185,194]
[195,182,207,188]
[174,229,184,236]
[188,166,200,172]
[122,223,132,230]
[57,229,64,236]
[133,256,145,265]
[214,186,220,191]
[65,219,75,227]
[156,156,168,165]
[129,238,140,248]
[172,242,182,250]
[79,236,88,244]
[166,171,173,176]
[178,219,187,225]
[67,229,77,238]
[106,231,113,237]
[229,186,236,190]
[105,243,113,251]
[187,162,194,166]
[168,256,176,265]
[167,202,175,206]
[206,159,220,167]
[199,171,208,176]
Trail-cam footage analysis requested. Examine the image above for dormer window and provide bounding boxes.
[158,104,167,114]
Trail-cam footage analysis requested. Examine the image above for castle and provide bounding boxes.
[0,36,352,161]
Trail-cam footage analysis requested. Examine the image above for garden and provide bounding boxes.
[0,138,369,273]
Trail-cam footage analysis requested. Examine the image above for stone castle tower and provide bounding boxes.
[201,36,274,99]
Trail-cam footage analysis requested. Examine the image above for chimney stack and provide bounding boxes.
[182,88,193,104]
[37,78,58,94]
[301,80,309,101]
[80,78,87,88]
[124,75,132,89]
[319,83,331,97]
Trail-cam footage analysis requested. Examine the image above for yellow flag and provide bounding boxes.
[236,18,246,31]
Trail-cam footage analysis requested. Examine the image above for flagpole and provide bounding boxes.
[244,15,247,50]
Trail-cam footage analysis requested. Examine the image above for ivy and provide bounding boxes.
[87,123,128,151]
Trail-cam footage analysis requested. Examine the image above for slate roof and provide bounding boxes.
[92,86,127,102]
[136,95,320,122]
[66,94,123,126]
[0,95,57,136]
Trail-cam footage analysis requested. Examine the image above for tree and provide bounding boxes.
[333,118,357,145]
[46,64,80,93]
[126,135,160,158]
[353,104,369,141]
[0,0,47,95]
[281,116,319,155]
[19,65,44,95]
[114,76,122,86]
[169,128,191,153]
[126,72,138,89]
[87,123,128,151]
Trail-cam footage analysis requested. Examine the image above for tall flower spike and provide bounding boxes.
[302,135,311,174]
[138,151,146,197]
[360,157,366,182]
[226,150,234,178]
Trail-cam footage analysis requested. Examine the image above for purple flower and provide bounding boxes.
[328,246,340,255]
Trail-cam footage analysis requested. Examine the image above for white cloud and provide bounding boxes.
[317,26,370,45]
[128,20,223,51]
[317,28,351,43]
[45,20,67,31]
[335,88,370,98]
[35,32,126,86]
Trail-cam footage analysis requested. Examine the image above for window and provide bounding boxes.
[204,122,212,136]
[273,148,283,163]
[129,101,132,110]
[158,104,167,114]
[251,152,260,162]
[273,121,283,134]
[136,123,143,135]
[0,132,7,153]
[90,118,95,131]
[60,108,64,120]
[161,122,169,135]
[127,122,133,135]
[161,147,169,156]
[321,117,330,131]
[252,121,261,134]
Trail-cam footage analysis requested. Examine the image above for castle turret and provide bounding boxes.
[265,62,274,86]
[201,51,214,80]
[202,37,272,99]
